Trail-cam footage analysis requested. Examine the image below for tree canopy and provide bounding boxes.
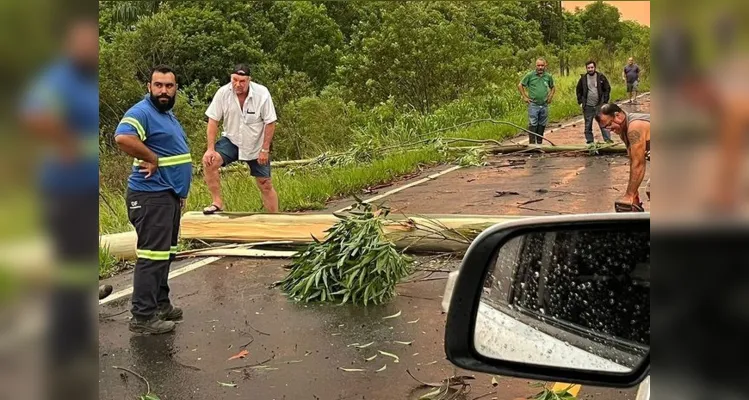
[99,0,650,159]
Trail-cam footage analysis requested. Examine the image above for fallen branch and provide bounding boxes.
[471,391,498,400]
[518,198,544,206]
[406,369,476,388]
[112,365,150,395]
[224,355,274,371]
[400,276,449,284]
[247,322,270,336]
[481,143,627,155]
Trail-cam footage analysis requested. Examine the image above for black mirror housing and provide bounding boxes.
[444,213,650,388]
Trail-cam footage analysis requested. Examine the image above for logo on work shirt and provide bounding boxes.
[129,201,141,210]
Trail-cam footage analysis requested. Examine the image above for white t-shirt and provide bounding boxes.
[205,81,277,160]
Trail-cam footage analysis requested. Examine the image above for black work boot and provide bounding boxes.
[157,304,183,321]
[536,125,546,145]
[129,314,176,334]
[528,125,538,144]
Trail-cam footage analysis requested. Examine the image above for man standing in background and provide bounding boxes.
[201,64,279,214]
[576,60,613,147]
[519,58,555,145]
[19,14,99,398]
[623,57,642,104]
[114,65,192,334]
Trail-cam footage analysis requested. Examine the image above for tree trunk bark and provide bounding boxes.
[101,213,529,260]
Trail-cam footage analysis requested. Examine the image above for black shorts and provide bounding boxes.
[215,136,271,178]
[627,80,639,92]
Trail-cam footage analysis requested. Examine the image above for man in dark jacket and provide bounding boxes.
[576,60,613,146]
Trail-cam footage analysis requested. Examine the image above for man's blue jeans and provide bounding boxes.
[583,104,612,144]
[528,103,549,144]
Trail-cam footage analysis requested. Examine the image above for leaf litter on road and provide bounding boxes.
[383,310,402,320]
[338,367,366,372]
[227,349,249,361]
[378,350,400,363]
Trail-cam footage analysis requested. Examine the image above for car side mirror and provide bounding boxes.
[444,213,650,388]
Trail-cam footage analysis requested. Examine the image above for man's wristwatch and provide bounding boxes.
[260,149,270,153]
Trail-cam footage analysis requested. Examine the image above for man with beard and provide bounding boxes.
[576,60,613,147]
[201,64,278,214]
[596,103,651,212]
[518,58,555,145]
[114,65,193,334]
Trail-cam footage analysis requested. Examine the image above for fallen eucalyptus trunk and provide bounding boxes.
[101,212,527,260]
[478,144,628,154]
[179,212,524,252]
[192,156,323,175]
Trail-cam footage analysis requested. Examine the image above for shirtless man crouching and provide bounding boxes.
[596,103,651,212]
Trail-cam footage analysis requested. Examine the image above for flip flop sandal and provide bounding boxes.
[202,204,223,215]
[614,200,644,213]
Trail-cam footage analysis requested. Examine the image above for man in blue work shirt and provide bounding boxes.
[114,65,193,334]
[20,14,99,398]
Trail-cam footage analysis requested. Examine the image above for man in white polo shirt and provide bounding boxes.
[201,64,279,213]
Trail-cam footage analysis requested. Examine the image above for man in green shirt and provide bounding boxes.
[518,58,556,144]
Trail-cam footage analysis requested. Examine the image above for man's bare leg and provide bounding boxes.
[203,159,224,209]
[256,177,279,213]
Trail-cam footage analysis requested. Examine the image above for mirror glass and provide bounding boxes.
[474,226,649,374]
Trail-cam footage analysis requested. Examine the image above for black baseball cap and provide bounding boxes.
[231,63,251,76]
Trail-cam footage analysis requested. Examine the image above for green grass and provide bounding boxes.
[99,78,649,235]
[99,245,119,278]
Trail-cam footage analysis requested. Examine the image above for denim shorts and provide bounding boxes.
[215,136,271,178]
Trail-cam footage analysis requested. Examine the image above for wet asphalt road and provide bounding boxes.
[99,95,649,399]
[99,256,545,400]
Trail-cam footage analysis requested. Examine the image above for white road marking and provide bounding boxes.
[99,256,223,305]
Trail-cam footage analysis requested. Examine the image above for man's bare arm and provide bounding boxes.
[261,122,276,151]
[22,113,79,162]
[114,135,158,165]
[547,85,556,102]
[625,129,647,199]
[518,83,529,101]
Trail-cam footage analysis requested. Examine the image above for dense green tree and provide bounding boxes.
[276,2,344,89]
[578,1,624,49]
[338,3,494,113]
[463,2,544,50]
[524,1,565,46]
[97,0,651,166]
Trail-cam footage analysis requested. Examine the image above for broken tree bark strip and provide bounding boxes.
[178,249,298,258]
[175,240,297,258]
